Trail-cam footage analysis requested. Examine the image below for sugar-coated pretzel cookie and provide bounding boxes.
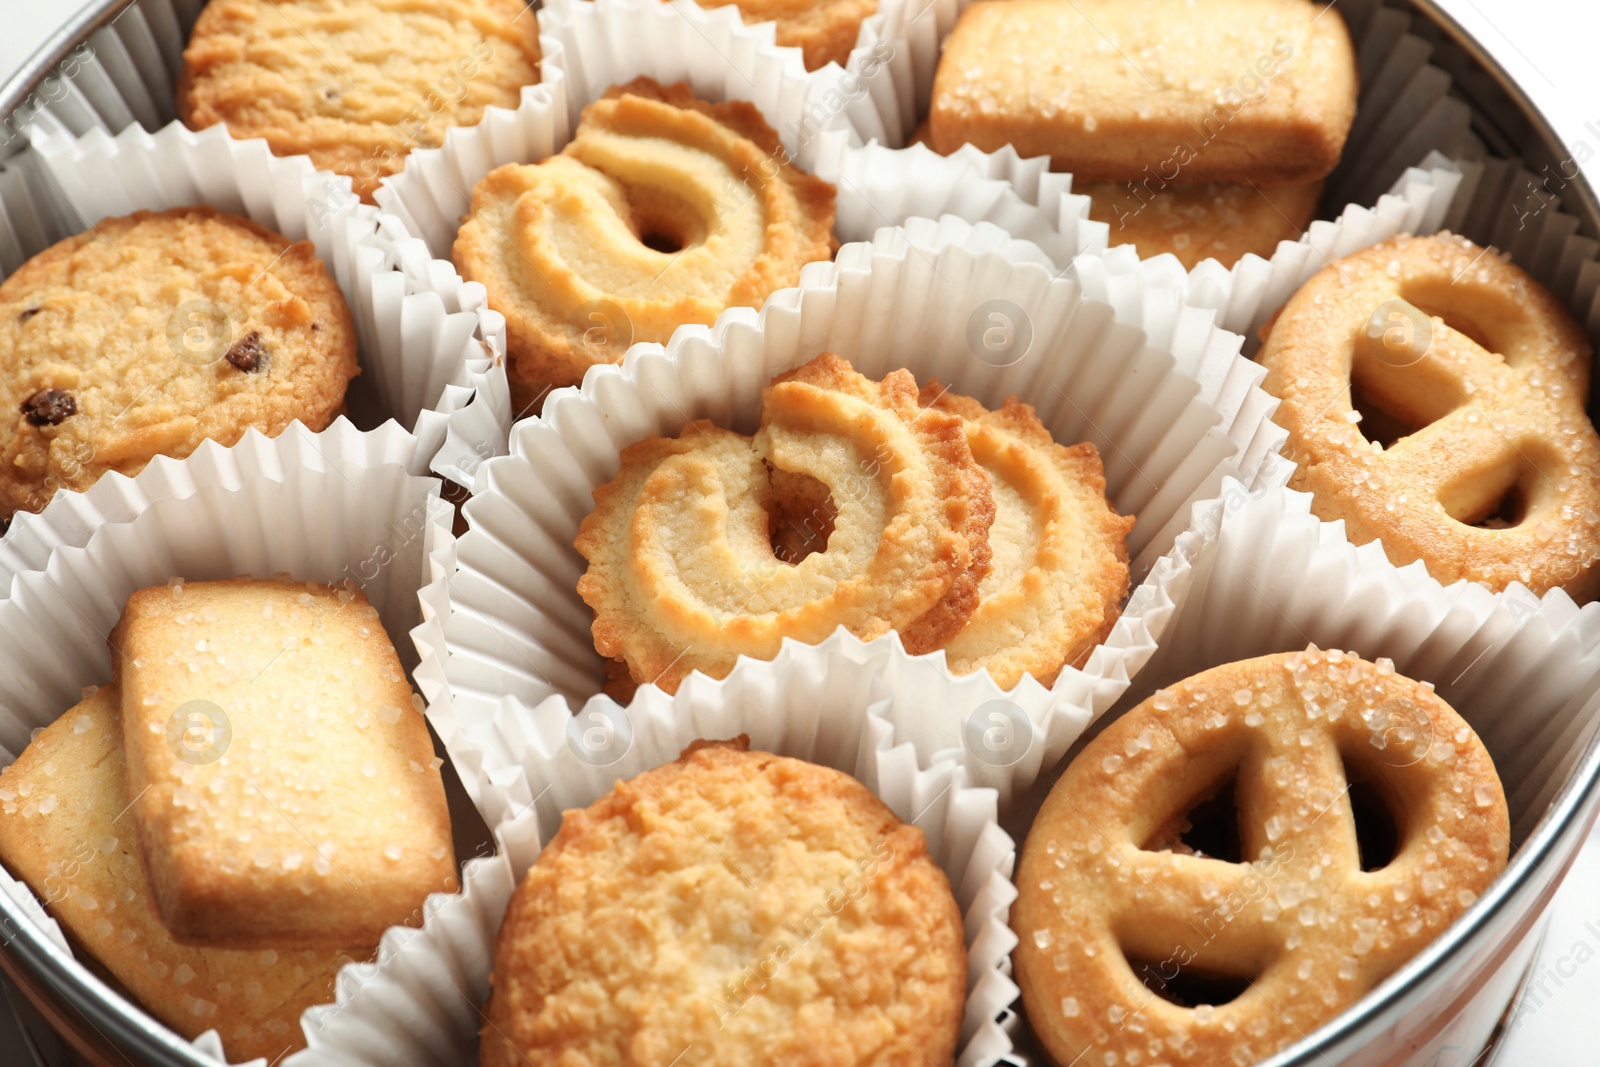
[453,77,838,413]
[920,386,1133,688]
[481,738,967,1067]
[1015,648,1508,1067]
[577,354,994,696]
[1259,232,1600,600]
[683,0,877,71]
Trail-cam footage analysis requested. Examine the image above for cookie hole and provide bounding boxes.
[1340,754,1401,872]
[1143,771,1243,864]
[1474,481,1529,530]
[1126,954,1253,1008]
[1348,379,1421,450]
[641,231,684,255]
[767,470,836,565]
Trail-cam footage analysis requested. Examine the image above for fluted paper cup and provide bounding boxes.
[985,481,1600,1067]
[0,431,465,1066]
[409,223,1293,809]
[288,655,1021,1066]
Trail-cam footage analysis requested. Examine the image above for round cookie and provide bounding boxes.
[577,353,994,697]
[1014,648,1508,1067]
[921,386,1133,688]
[453,77,838,413]
[179,0,541,202]
[482,738,967,1067]
[0,207,358,519]
[1258,232,1600,600]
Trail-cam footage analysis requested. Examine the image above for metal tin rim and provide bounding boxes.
[0,1,1597,1064]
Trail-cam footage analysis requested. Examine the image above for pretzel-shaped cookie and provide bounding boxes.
[1260,232,1600,600]
[1015,648,1508,1067]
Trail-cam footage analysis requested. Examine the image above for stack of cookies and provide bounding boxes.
[926,0,1359,269]
[0,578,457,1062]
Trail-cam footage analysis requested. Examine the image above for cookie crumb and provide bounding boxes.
[224,332,267,373]
[20,389,76,426]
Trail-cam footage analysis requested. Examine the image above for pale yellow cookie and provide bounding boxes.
[109,578,456,950]
[0,686,364,1062]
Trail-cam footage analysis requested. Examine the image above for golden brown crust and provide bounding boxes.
[109,577,456,950]
[575,353,993,694]
[921,386,1133,687]
[481,739,966,1067]
[0,207,357,520]
[0,687,364,1062]
[1015,649,1509,1067]
[928,0,1357,185]
[1081,178,1322,270]
[179,0,541,202]
[1258,232,1600,600]
[682,0,877,70]
[452,77,838,396]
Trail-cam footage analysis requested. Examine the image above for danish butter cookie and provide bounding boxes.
[0,207,357,520]
[482,738,966,1067]
[1015,649,1508,1067]
[0,687,364,1062]
[1259,232,1600,600]
[110,578,456,950]
[180,0,541,202]
[453,77,838,413]
[577,353,993,695]
[922,388,1133,688]
[685,0,877,70]
[929,0,1357,185]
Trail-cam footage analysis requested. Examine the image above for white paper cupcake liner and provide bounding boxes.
[0,432,461,1066]
[17,119,511,481]
[288,659,1021,1067]
[377,0,1105,267]
[409,224,1294,808]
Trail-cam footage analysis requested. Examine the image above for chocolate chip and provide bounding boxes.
[224,331,267,372]
[19,307,39,322]
[20,388,76,426]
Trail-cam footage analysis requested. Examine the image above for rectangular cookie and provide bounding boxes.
[110,577,456,950]
[928,0,1357,185]
[1082,177,1323,269]
[0,686,359,1062]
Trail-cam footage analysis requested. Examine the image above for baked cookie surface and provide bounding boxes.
[482,738,967,1067]
[0,207,357,519]
[1082,178,1322,269]
[109,578,456,951]
[0,686,362,1062]
[929,0,1357,184]
[1259,232,1600,599]
[180,0,540,201]
[921,387,1132,688]
[453,77,837,412]
[577,353,993,696]
[1015,649,1508,1067]
[687,0,876,70]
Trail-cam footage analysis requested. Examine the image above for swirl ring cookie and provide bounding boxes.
[921,387,1133,688]
[1260,233,1600,600]
[0,207,358,519]
[453,78,838,412]
[1015,649,1508,1067]
[482,738,967,1067]
[577,353,994,697]
[180,0,541,202]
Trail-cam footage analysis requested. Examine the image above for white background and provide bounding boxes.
[2,0,1600,1063]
